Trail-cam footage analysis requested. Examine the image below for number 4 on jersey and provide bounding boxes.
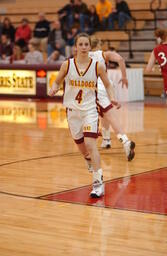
[75,90,83,104]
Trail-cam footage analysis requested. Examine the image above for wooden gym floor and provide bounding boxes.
[0,98,167,256]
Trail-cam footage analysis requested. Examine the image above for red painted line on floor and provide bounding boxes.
[42,168,167,215]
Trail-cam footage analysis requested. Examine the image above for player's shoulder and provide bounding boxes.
[60,59,69,69]
[62,57,75,67]
[97,61,106,72]
[154,44,167,52]
[60,58,72,76]
[89,50,102,57]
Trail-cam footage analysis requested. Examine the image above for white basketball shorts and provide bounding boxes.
[67,107,99,144]
[97,89,113,117]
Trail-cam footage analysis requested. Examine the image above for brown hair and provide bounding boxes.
[74,33,91,46]
[91,37,100,49]
[29,38,40,50]
[155,28,167,42]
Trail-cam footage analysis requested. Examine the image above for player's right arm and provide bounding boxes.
[104,51,128,88]
[49,60,68,96]
[146,51,156,72]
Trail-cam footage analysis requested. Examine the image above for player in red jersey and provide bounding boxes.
[146,28,167,95]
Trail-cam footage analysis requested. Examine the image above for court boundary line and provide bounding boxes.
[0,152,80,167]
[0,142,167,168]
[1,190,166,217]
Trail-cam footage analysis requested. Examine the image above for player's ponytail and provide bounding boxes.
[155,28,167,43]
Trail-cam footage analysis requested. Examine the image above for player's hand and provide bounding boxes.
[119,77,128,88]
[111,100,121,109]
[48,84,58,97]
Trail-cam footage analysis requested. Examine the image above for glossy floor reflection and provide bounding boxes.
[0,100,144,132]
[0,98,167,256]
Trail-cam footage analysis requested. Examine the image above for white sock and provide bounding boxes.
[117,134,129,144]
[102,128,111,140]
[93,169,103,184]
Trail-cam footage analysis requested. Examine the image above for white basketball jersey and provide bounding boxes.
[63,58,98,111]
[89,50,107,91]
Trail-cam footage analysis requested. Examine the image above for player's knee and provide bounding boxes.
[84,139,96,153]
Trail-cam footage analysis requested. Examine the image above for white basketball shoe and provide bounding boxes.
[101,139,111,149]
[123,140,135,161]
[90,181,104,198]
[101,127,111,149]
[90,169,104,198]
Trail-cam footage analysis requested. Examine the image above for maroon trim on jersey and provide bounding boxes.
[95,83,100,115]
[102,51,105,60]
[74,57,93,77]
[63,60,70,101]
[95,62,98,77]
[63,81,65,100]
[97,102,113,117]
[97,116,100,137]
[83,58,93,76]
[83,132,98,138]
[74,137,84,144]
[74,58,80,76]
[65,59,70,76]
[102,103,114,112]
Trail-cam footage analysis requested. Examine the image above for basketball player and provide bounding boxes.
[146,28,167,96]
[49,33,118,198]
[89,38,135,161]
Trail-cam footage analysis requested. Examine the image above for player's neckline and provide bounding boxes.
[74,58,93,77]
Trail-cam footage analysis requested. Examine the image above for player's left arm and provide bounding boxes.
[98,63,121,108]
[104,51,128,88]
[146,51,156,72]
